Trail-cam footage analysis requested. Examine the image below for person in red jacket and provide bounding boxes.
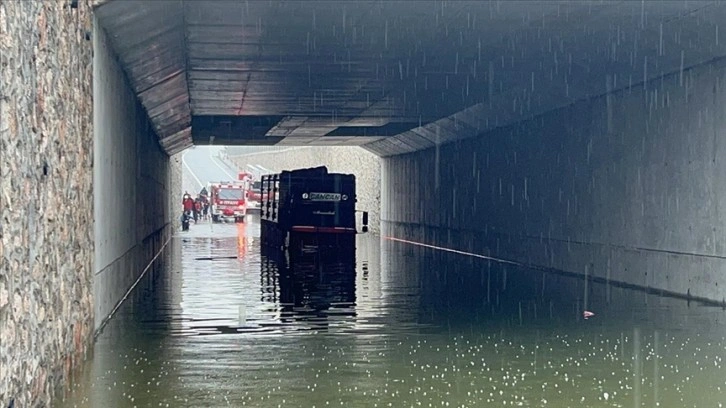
[182,193,194,213]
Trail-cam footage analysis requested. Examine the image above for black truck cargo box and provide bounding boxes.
[260,166,359,253]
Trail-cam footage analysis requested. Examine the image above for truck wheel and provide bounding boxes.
[235,216,244,223]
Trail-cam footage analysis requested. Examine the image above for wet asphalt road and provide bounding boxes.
[182,146,239,195]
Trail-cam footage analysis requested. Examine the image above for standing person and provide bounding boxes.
[182,193,195,229]
[180,212,190,231]
[192,198,200,222]
[194,199,202,222]
[182,193,194,215]
[198,189,209,220]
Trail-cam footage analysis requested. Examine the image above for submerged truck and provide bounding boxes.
[260,166,368,254]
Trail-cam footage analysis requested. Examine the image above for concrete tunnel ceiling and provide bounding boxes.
[94,0,726,157]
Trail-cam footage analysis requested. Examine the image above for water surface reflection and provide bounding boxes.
[262,248,357,329]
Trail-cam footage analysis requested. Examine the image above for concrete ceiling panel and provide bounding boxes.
[96,0,192,154]
[396,131,436,152]
[96,0,726,155]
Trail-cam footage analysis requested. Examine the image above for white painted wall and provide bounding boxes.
[92,18,173,329]
[93,18,138,276]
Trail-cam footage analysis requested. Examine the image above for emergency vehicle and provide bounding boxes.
[244,165,272,213]
[209,180,248,223]
[247,179,266,213]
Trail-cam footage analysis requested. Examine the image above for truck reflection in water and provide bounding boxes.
[261,246,357,329]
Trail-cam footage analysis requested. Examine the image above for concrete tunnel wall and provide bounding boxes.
[383,58,726,303]
[92,16,177,330]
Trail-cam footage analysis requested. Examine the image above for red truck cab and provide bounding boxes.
[210,182,248,223]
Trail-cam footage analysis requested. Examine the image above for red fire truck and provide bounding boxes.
[237,171,267,213]
[246,179,268,213]
[209,181,248,223]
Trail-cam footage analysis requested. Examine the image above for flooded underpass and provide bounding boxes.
[56,216,726,407]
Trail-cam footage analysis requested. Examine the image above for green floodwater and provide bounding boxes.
[56,217,726,407]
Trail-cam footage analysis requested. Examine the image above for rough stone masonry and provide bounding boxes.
[0,1,95,407]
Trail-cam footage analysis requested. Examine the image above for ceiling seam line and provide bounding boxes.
[180,0,193,151]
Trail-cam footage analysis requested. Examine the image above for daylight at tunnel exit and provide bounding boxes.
[3,1,726,407]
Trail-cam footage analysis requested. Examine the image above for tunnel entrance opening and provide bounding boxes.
[181,145,381,237]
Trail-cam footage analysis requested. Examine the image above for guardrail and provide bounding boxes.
[225,146,310,159]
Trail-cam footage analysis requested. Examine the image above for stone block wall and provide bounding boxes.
[383,58,726,303]
[0,1,95,407]
[229,146,381,234]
